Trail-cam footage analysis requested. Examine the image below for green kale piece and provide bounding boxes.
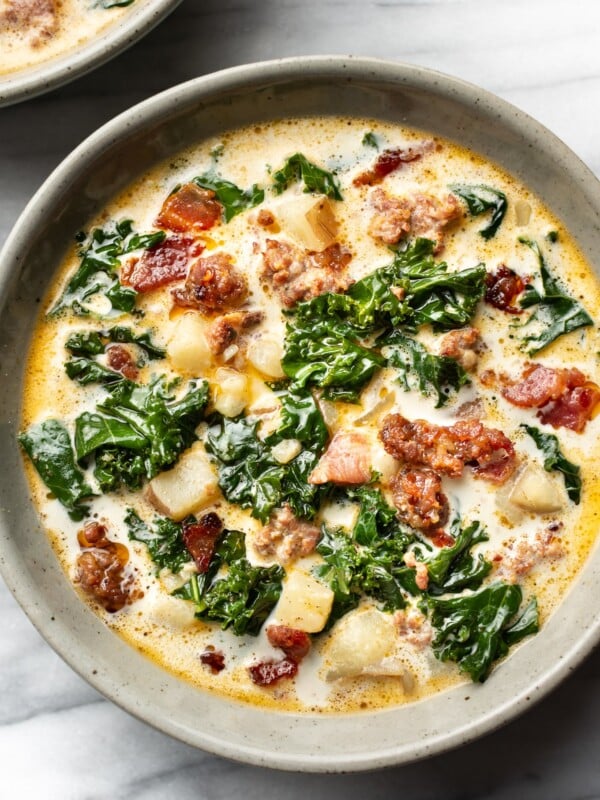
[450,183,508,240]
[194,172,264,222]
[429,582,539,682]
[516,237,593,354]
[272,153,343,200]
[49,220,165,318]
[74,376,208,492]
[18,419,94,520]
[425,519,491,595]
[125,508,190,573]
[362,132,379,149]
[383,331,470,407]
[522,424,582,504]
[173,530,283,636]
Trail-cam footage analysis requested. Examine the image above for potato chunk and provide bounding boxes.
[509,463,565,513]
[146,442,219,521]
[168,312,211,375]
[325,608,397,679]
[275,568,334,633]
[275,194,338,252]
[213,367,248,417]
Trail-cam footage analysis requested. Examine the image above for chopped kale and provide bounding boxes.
[194,172,264,222]
[272,153,343,200]
[49,220,165,318]
[425,519,491,594]
[125,508,190,573]
[18,419,94,520]
[362,132,379,149]
[450,184,508,240]
[383,331,470,407]
[517,237,593,354]
[522,424,582,504]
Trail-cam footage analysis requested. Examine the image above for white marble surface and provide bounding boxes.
[3,0,600,796]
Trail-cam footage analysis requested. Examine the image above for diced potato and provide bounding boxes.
[271,438,302,464]
[213,367,248,417]
[275,568,334,633]
[146,441,219,521]
[325,608,397,680]
[275,194,338,251]
[247,338,285,378]
[515,200,532,227]
[168,313,211,375]
[509,463,565,513]
[148,594,199,630]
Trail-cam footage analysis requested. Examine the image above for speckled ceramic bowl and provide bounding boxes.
[0,0,182,107]
[1,57,600,771]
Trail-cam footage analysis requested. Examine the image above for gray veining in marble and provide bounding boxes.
[3,0,600,796]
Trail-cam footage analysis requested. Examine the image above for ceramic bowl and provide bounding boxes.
[0,0,182,107]
[1,56,600,771]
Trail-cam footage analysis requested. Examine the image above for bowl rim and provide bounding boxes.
[3,55,600,772]
[0,0,183,107]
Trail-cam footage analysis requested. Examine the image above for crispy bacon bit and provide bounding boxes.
[266,625,311,662]
[75,521,137,613]
[485,265,525,313]
[260,238,353,308]
[156,183,221,233]
[172,252,248,312]
[200,646,226,674]
[253,505,320,565]
[393,608,433,648]
[248,658,298,686]
[501,363,600,433]
[353,144,431,187]
[492,527,564,584]
[390,467,449,530]
[428,529,456,548]
[182,512,223,573]
[206,310,264,355]
[439,327,480,372]
[380,413,516,484]
[368,188,462,252]
[106,344,138,380]
[121,235,202,292]
[0,0,57,45]
[308,430,371,486]
[257,209,275,227]
[403,551,429,591]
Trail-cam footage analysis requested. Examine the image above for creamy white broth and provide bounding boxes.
[0,0,139,77]
[20,116,600,713]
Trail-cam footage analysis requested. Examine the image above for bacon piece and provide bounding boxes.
[0,0,57,44]
[353,144,431,187]
[380,413,516,484]
[501,363,600,433]
[156,183,221,233]
[106,344,138,380]
[172,252,248,312]
[427,529,456,548]
[390,467,449,531]
[121,235,202,293]
[308,430,371,486]
[368,188,462,252]
[248,658,298,686]
[200,646,226,674]
[253,505,320,565]
[75,521,137,613]
[485,265,525,314]
[266,625,311,662]
[260,239,353,308]
[182,512,223,573]
[439,326,480,372]
[206,310,264,355]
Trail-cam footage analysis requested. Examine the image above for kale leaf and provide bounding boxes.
[49,220,165,318]
[74,377,208,492]
[272,153,343,200]
[383,331,470,407]
[125,508,190,573]
[450,184,508,240]
[429,582,538,682]
[174,529,283,636]
[18,419,94,520]
[194,172,264,222]
[516,237,593,354]
[522,424,582,504]
[425,518,491,594]
[362,132,379,149]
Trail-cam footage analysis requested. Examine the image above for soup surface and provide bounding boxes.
[0,0,139,77]
[19,116,600,713]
